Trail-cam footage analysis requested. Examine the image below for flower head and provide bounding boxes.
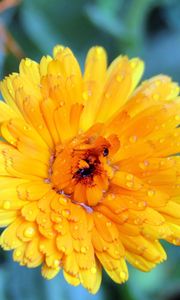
[0,45,180,293]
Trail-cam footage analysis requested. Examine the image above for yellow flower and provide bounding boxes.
[0,45,180,293]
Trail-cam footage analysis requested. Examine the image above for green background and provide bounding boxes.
[0,0,180,299]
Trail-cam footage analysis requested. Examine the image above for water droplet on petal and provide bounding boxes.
[134,218,141,225]
[175,115,180,121]
[130,60,137,69]
[62,209,70,218]
[116,74,123,82]
[120,271,126,280]
[95,47,103,55]
[25,59,31,67]
[91,267,97,274]
[147,190,155,197]
[3,200,11,209]
[24,227,35,238]
[80,246,87,254]
[126,181,134,188]
[23,125,29,131]
[60,246,66,252]
[152,93,159,100]
[126,174,134,180]
[60,101,65,106]
[82,91,88,101]
[129,135,138,143]
[53,259,60,268]
[106,221,112,227]
[156,79,162,86]
[39,244,45,251]
[15,250,22,257]
[38,124,44,130]
[58,196,68,205]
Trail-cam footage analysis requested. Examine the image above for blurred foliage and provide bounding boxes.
[0,0,180,299]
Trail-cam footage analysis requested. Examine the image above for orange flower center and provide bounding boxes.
[50,131,120,208]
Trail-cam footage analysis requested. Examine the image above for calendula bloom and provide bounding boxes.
[0,45,180,293]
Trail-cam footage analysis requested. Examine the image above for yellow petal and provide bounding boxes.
[63,271,80,286]
[42,263,60,279]
[126,251,157,272]
[0,218,22,249]
[95,56,144,122]
[0,210,18,227]
[79,260,102,294]
[80,46,107,131]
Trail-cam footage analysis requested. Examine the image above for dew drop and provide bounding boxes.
[62,209,71,218]
[134,218,141,225]
[15,250,22,257]
[58,224,63,230]
[147,190,155,197]
[173,86,180,95]
[3,200,11,209]
[39,244,45,251]
[130,60,137,69]
[80,246,87,254]
[116,74,123,82]
[91,267,97,274]
[175,115,180,121]
[58,196,68,205]
[53,259,60,268]
[120,271,126,280]
[95,47,103,55]
[126,174,134,181]
[55,216,62,223]
[139,160,149,170]
[25,59,31,67]
[126,181,134,188]
[38,124,44,130]
[59,101,65,106]
[24,227,35,238]
[82,91,88,101]
[106,221,112,227]
[42,218,47,224]
[155,80,161,86]
[152,93,159,100]
[23,125,29,131]
[60,246,66,252]
[138,201,147,208]
[129,135,138,143]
